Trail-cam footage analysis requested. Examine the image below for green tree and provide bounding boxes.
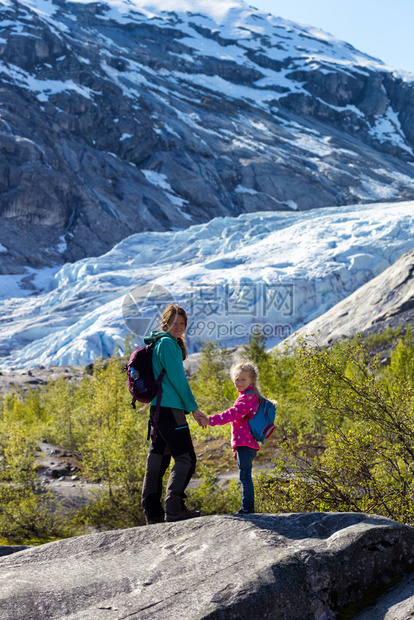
[387,328,414,387]
[256,335,414,524]
[241,328,275,398]
[79,407,148,528]
[0,417,77,543]
[241,327,269,368]
[40,378,79,449]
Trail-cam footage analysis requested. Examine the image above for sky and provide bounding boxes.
[249,0,414,74]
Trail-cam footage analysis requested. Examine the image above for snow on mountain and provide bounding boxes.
[2,0,414,368]
[1,0,414,273]
[276,247,414,351]
[9,0,410,99]
[1,200,414,369]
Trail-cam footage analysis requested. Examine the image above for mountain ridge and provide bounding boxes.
[1,0,414,272]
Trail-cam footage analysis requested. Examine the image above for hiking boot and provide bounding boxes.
[165,508,201,522]
[236,508,255,515]
[146,517,165,525]
[145,514,165,525]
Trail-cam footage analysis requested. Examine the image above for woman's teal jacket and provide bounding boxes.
[144,331,198,413]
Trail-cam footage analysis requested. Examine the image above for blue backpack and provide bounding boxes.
[246,391,276,444]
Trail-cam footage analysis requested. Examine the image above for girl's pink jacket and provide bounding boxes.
[208,385,260,454]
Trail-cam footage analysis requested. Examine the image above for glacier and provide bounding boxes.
[1,200,414,369]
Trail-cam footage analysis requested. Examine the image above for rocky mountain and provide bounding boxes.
[1,0,414,273]
[1,513,414,619]
[278,247,414,350]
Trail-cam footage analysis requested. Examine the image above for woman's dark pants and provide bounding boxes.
[142,406,196,521]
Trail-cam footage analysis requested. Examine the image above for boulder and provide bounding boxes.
[353,572,414,619]
[0,512,413,619]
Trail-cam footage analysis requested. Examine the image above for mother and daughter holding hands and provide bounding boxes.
[141,303,265,525]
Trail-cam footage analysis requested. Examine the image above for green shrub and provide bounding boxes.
[189,341,236,418]
[0,419,78,542]
[187,464,240,515]
[0,486,77,543]
[255,334,414,524]
[387,327,414,387]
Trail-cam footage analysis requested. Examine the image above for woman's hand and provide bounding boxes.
[192,409,208,428]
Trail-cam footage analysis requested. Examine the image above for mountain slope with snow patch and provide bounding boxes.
[1,0,414,272]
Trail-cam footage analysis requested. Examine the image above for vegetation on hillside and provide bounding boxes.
[1,325,414,543]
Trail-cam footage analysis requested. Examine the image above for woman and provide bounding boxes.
[141,304,207,524]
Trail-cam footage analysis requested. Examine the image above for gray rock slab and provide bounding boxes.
[353,571,414,619]
[0,513,413,620]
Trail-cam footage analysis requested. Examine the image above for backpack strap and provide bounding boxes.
[147,369,165,443]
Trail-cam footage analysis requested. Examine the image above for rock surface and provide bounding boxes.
[1,512,414,619]
[35,440,103,510]
[278,247,414,350]
[0,365,85,394]
[1,0,414,272]
[353,572,414,619]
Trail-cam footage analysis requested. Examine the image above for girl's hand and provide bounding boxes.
[192,409,208,428]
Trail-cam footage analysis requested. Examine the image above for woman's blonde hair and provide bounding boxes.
[160,304,188,360]
[230,361,262,402]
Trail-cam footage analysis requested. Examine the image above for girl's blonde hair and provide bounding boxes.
[160,304,188,360]
[230,361,262,402]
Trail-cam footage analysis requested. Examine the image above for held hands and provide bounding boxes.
[192,409,208,429]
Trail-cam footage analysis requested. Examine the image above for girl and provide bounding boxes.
[208,362,261,514]
[141,304,206,524]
